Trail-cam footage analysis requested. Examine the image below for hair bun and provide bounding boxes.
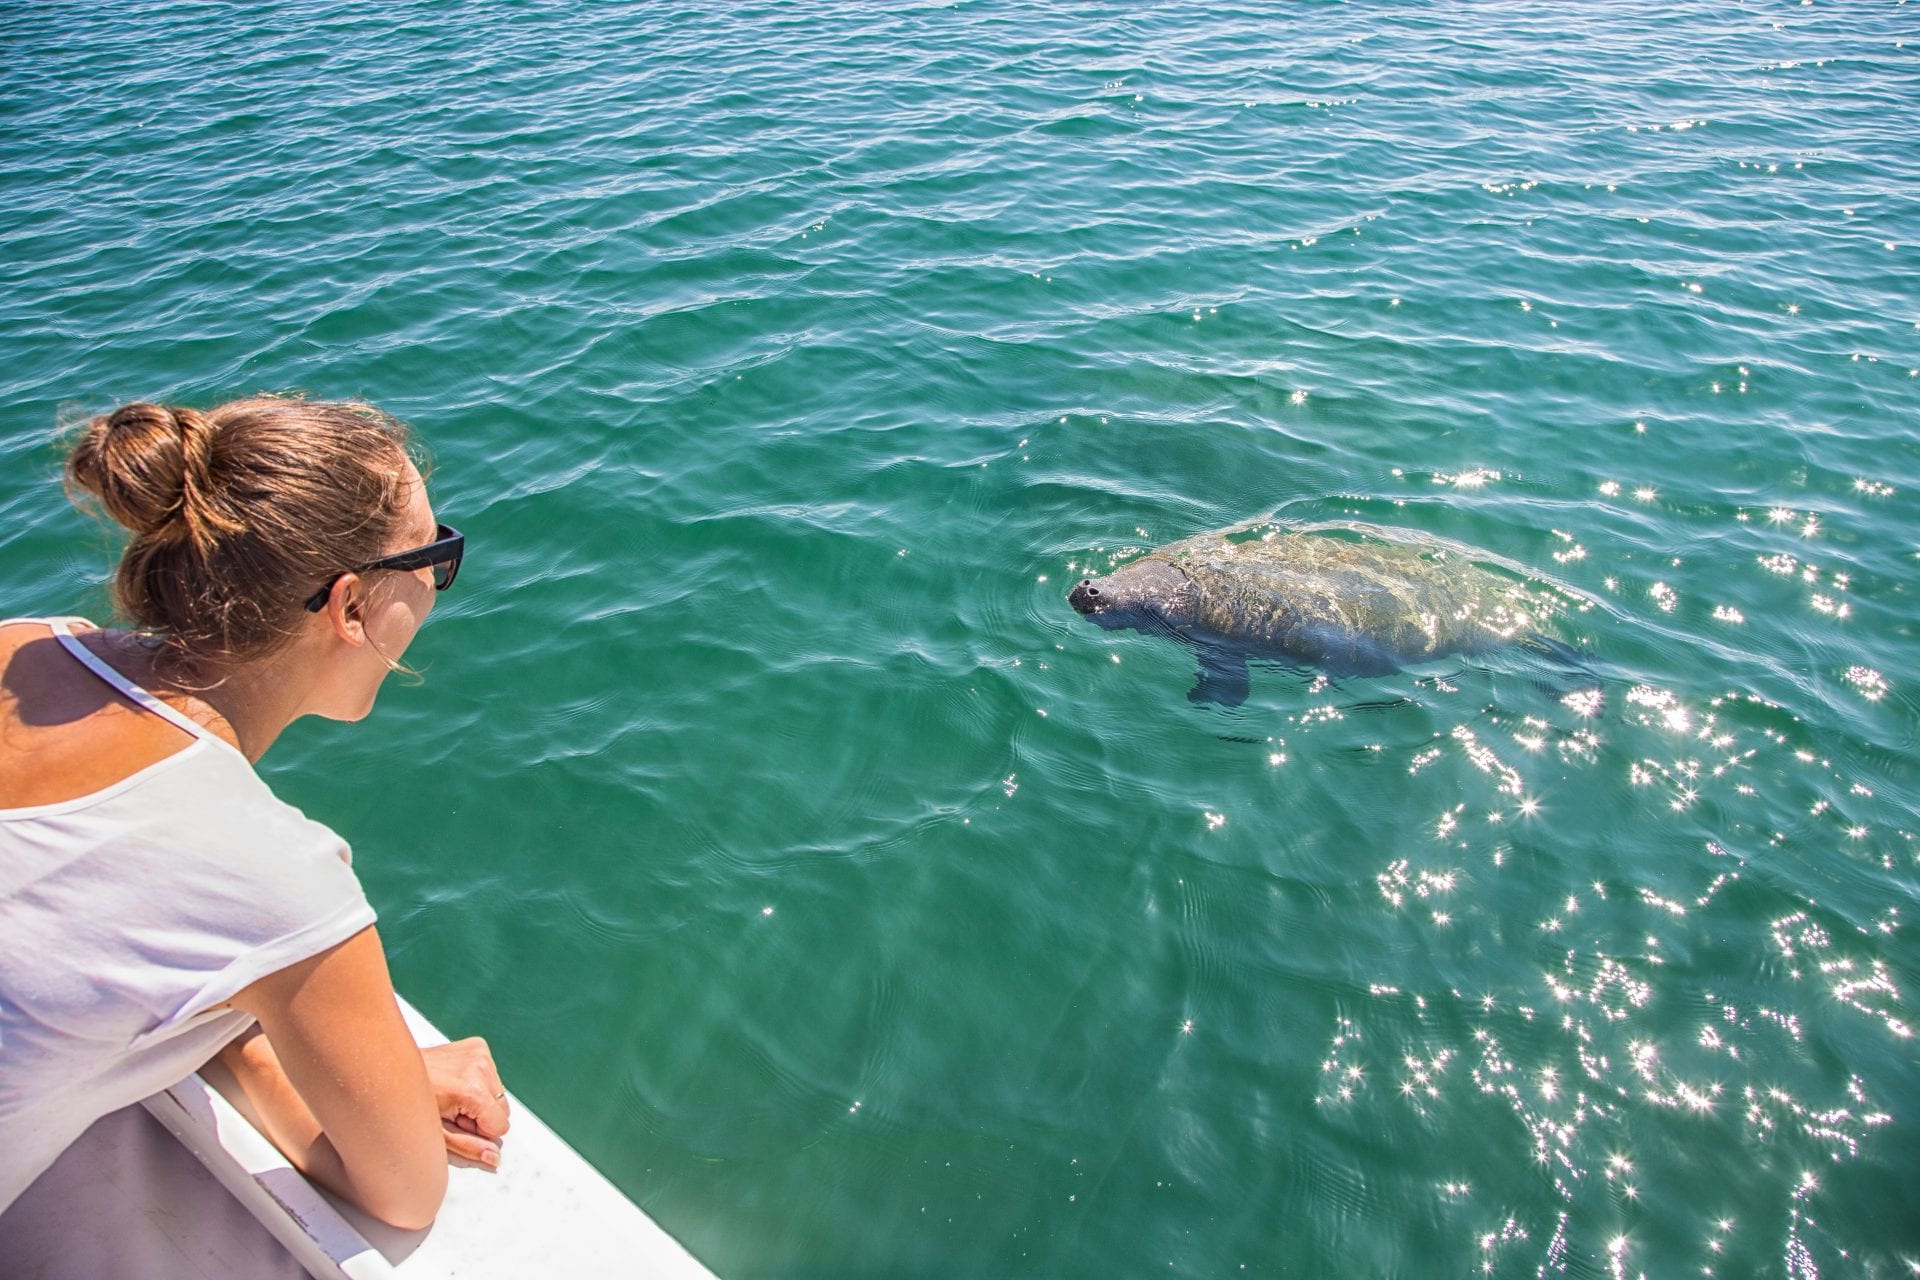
[66,401,239,549]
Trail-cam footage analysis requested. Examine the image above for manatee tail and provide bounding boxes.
[1519,632,1595,671]
[1515,632,1609,697]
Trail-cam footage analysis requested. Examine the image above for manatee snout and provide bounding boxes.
[1067,578,1106,614]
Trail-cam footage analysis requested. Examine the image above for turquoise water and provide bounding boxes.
[4,0,1918,1274]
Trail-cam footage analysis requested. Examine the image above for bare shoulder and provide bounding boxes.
[0,621,199,809]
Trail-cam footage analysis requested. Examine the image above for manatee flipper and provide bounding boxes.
[1189,650,1251,706]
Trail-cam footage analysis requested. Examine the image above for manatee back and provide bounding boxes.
[1170,526,1547,670]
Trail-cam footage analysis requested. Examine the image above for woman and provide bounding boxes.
[1,396,506,1230]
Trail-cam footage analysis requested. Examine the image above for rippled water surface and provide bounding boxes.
[5,1,1918,1274]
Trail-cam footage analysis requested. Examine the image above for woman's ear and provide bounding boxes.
[324,573,368,645]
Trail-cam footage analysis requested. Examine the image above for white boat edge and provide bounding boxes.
[3,997,719,1280]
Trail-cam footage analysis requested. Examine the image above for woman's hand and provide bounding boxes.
[422,1037,511,1168]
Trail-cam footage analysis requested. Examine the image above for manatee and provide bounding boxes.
[1066,521,1580,705]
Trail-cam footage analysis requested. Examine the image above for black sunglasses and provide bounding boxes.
[304,524,465,613]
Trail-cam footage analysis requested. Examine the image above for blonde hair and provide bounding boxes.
[66,395,415,674]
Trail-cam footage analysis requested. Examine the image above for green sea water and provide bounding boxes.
[4,1,1918,1274]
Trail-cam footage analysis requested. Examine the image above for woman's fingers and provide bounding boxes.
[422,1037,512,1143]
[441,1118,502,1169]
[470,1087,511,1140]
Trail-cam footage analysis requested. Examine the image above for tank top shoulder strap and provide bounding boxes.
[41,618,214,742]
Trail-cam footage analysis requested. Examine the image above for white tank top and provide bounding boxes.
[0,618,376,1211]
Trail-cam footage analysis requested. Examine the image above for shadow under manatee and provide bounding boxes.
[1084,624,1601,712]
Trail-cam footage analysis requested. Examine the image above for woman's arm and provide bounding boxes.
[214,1026,513,1176]
[222,926,448,1230]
